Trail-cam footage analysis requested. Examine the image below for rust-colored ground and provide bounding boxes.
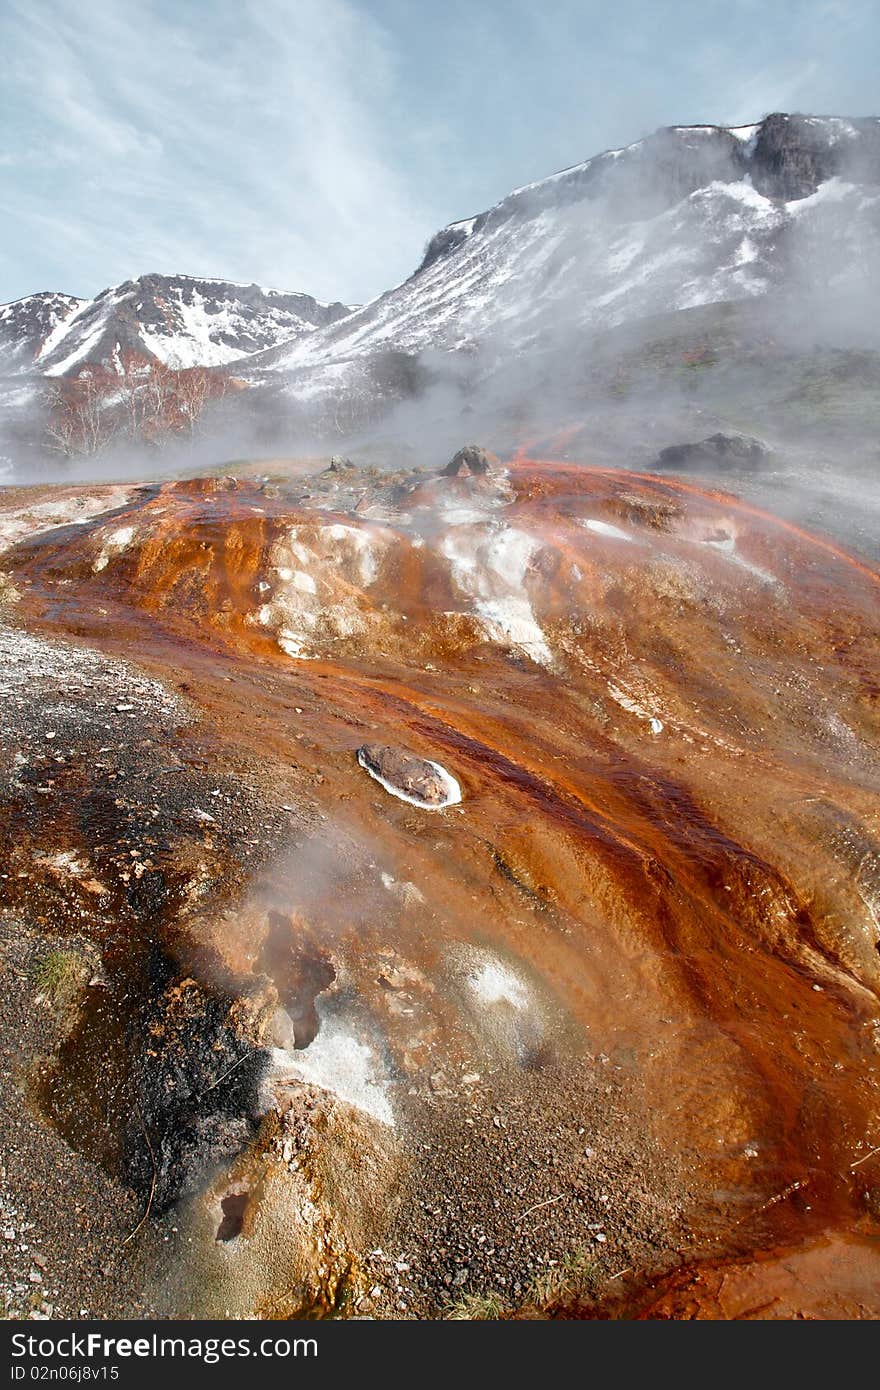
[2,453,879,1318]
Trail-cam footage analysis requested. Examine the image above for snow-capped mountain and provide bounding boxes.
[1,113,878,423]
[0,292,88,374]
[243,113,879,401]
[0,273,354,377]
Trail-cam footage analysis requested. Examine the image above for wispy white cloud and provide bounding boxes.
[1,0,433,301]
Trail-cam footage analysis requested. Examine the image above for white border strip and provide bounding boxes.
[357,749,462,808]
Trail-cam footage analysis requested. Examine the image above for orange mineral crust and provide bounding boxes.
[1,454,878,1318]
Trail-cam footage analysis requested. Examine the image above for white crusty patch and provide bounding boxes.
[452,946,548,1060]
[581,518,633,542]
[268,1019,394,1126]
[93,524,136,572]
[475,597,552,664]
[0,488,135,556]
[256,520,388,658]
[35,848,90,878]
[325,522,382,585]
[483,526,538,586]
[439,502,496,526]
[381,871,426,904]
[467,958,530,1010]
[441,523,552,666]
[608,682,665,735]
[277,630,315,660]
[691,529,778,586]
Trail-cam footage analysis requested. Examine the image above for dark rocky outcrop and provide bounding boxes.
[654,432,771,473]
[418,217,488,274]
[124,964,270,1212]
[442,444,493,477]
[751,113,880,201]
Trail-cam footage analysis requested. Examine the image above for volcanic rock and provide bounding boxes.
[654,432,770,472]
[124,971,270,1212]
[442,445,493,478]
[750,111,880,201]
[356,744,461,807]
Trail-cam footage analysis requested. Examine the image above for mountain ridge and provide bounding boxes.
[241,111,879,383]
[0,272,355,378]
[1,112,878,397]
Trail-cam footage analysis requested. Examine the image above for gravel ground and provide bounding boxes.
[0,617,302,1318]
[360,1059,694,1318]
[0,913,162,1319]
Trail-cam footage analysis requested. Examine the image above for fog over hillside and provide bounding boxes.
[2,112,879,554]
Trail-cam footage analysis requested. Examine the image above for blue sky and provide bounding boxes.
[1,0,877,306]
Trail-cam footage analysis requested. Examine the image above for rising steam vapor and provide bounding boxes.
[2,115,879,560]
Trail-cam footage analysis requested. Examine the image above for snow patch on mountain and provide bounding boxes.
[239,114,879,407]
[2,113,878,406]
[6,273,356,379]
[0,292,88,374]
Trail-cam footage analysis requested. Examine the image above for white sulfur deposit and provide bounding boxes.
[466,956,530,1010]
[581,518,633,542]
[268,1017,394,1127]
